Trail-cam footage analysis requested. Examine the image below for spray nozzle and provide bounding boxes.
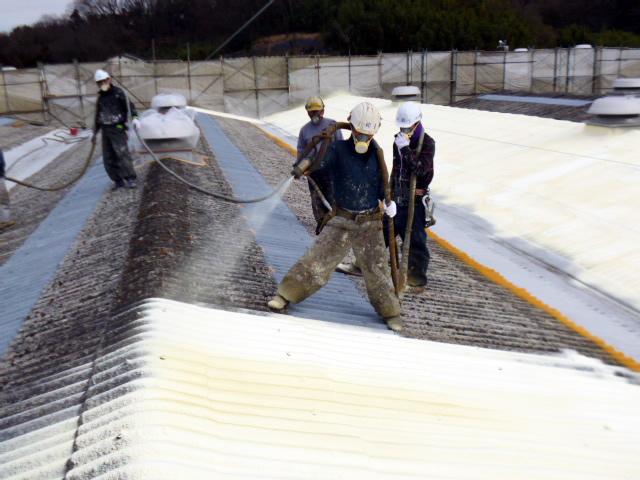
[291,157,313,179]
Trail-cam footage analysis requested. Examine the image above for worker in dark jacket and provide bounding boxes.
[386,101,435,294]
[268,102,404,332]
[93,69,140,190]
[0,147,14,229]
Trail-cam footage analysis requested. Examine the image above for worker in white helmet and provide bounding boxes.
[269,102,403,332]
[296,95,343,224]
[387,101,435,294]
[92,69,141,190]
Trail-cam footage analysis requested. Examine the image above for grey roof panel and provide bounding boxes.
[0,161,109,354]
[478,94,593,106]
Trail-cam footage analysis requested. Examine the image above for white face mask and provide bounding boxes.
[353,132,372,154]
[309,111,322,125]
[99,82,110,92]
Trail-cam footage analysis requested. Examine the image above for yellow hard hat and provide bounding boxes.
[305,95,324,111]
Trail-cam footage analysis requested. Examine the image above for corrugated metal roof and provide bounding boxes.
[3,97,640,480]
[478,94,593,106]
[0,160,108,353]
[7,297,634,480]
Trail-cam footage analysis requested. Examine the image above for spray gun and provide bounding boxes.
[291,156,313,179]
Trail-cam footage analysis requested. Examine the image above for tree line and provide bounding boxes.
[1,0,639,68]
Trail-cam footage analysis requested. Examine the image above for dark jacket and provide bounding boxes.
[94,85,138,133]
[391,123,435,200]
[317,138,385,212]
[0,148,5,178]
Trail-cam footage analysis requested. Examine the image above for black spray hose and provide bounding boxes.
[133,128,293,204]
[6,133,96,191]
[112,72,291,204]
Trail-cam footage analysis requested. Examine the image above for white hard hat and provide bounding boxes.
[94,69,110,82]
[349,102,381,136]
[395,101,422,128]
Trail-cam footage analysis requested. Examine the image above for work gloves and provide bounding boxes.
[394,132,410,150]
[132,118,141,130]
[383,200,397,218]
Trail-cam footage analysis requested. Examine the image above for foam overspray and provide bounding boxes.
[160,175,294,305]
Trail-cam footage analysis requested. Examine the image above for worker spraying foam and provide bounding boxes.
[268,102,404,333]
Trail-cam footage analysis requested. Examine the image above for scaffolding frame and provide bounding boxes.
[2,47,640,125]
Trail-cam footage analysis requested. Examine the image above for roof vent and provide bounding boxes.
[612,77,640,94]
[586,77,640,127]
[151,93,188,113]
[586,95,640,127]
[391,86,421,102]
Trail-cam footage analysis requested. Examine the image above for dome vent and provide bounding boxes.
[612,77,640,94]
[151,93,188,113]
[586,95,640,127]
[586,77,640,127]
[391,86,421,102]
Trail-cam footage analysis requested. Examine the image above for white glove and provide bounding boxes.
[395,132,410,150]
[132,118,141,130]
[384,200,397,218]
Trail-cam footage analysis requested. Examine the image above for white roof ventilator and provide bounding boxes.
[586,78,640,127]
[391,86,422,103]
[132,93,201,163]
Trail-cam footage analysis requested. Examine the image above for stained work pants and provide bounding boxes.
[384,200,430,287]
[101,125,136,182]
[0,179,10,223]
[278,216,402,319]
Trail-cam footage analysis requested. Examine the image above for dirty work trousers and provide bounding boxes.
[278,215,402,319]
[0,179,10,224]
[0,150,10,223]
[101,125,136,182]
[383,200,430,287]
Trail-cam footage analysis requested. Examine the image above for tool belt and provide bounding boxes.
[335,206,382,224]
[393,187,428,206]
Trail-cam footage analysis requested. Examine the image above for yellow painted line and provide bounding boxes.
[252,124,297,154]
[251,121,640,372]
[429,230,640,372]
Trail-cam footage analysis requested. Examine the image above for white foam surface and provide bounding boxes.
[262,95,640,364]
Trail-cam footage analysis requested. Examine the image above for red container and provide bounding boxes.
[70,128,78,135]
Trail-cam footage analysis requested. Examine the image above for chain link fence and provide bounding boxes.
[2,47,640,126]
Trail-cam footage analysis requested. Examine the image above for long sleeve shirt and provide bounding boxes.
[94,85,138,133]
[391,123,435,195]
[316,138,384,212]
[296,117,344,161]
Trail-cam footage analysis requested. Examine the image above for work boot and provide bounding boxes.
[268,294,289,310]
[385,316,404,332]
[335,261,362,277]
[405,285,426,295]
[127,179,138,189]
[112,180,125,191]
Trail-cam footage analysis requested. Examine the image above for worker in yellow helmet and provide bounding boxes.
[296,95,343,224]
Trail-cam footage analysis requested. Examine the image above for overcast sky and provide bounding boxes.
[0,0,73,34]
